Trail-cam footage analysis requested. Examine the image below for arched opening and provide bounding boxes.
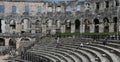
[21,19,30,33]
[56,20,60,29]
[113,17,117,32]
[65,20,71,33]
[75,19,80,32]
[21,38,30,41]
[56,20,60,33]
[46,19,52,35]
[20,38,30,48]
[84,19,90,32]
[10,20,16,29]
[9,39,16,49]
[0,38,5,46]
[94,18,99,32]
[36,20,40,28]
[103,17,109,32]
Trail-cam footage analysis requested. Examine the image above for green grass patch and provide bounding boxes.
[52,32,120,37]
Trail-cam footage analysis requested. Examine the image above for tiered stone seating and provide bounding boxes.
[20,36,120,62]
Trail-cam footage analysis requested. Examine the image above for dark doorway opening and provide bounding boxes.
[84,19,90,32]
[113,17,117,32]
[0,38,5,46]
[66,20,71,33]
[9,39,16,48]
[94,18,99,32]
[103,17,109,32]
[75,19,80,32]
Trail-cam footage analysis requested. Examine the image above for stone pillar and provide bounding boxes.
[51,25,56,35]
[5,38,10,46]
[16,38,21,49]
[90,24,94,33]
[31,24,36,33]
[5,24,10,33]
[61,24,65,33]
[16,23,21,33]
[109,23,114,32]
[82,25,85,33]
[80,25,82,33]
[42,24,47,34]
[99,24,104,33]
[118,23,120,32]
[71,24,75,33]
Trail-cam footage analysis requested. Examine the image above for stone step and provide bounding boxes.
[61,47,92,62]
[30,50,74,62]
[86,45,120,62]
[29,51,56,62]
[90,44,120,57]
[64,45,109,62]
[36,49,78,62]
[36,46,91,62]
[36,52,66,62]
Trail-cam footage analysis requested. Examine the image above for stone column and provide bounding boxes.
[80,25,82,33]
[42,24,47,34]
[51,25,56,35]
[99,24,104,33]
[109,23,114,32]
[16,23,21,33]
[31,24,36,33]
[90,24,94,33]
[82,25,85,33]
[16,38,21,49]
[5,24,10,33]
[5,38,10,46]
[71,24,75,33]
[61,24,65,33]
[118,23,120,32]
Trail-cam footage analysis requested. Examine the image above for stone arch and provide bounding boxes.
[46,19,52,28]
[10,19,16,30]
[103,17,109,32]
[35,20,41,33]
[35,20,40,27]
[0,38,5,46]
[113,17,118,32]
[55,20,60,29]
[93,18,99,32]
[84,19,90,32]
[9,38,16,48]
[55,20,61,33]
[46,19,52,35]
[65,19,71,33]
[20,37,31,41]
[75,19,80,32]
[21,18,30,33]
[20,38,30,42]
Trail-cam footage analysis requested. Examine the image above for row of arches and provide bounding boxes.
[0,38,16,48]
[0,38,31,49]
[51,17,117,33]
[0,17,118,33]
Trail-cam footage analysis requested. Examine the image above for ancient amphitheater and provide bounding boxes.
[0,0,119,62]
